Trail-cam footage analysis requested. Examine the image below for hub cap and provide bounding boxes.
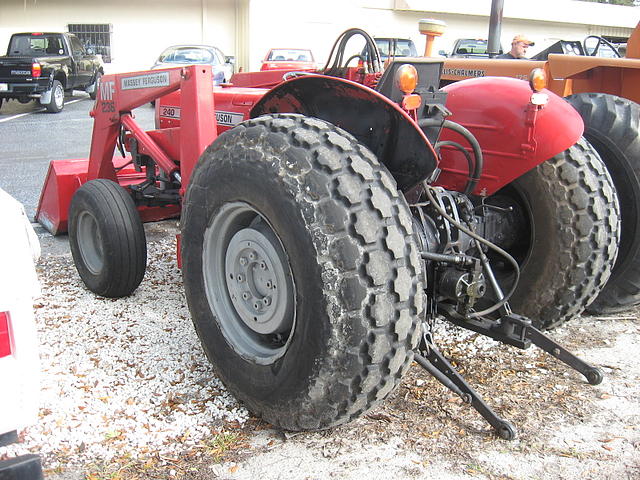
[76,211,104,275]
[54,84,64,109]
[203,202,295,364]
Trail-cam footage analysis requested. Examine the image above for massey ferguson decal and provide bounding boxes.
[160,106,180,119]
[99,80,116,112]
[159,106,244,127]
[215,111,244,127]
[121,72,170,90]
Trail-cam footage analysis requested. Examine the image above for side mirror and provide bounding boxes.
[438,50,448,57]
[86,48,95,55]
[225,56,235,65]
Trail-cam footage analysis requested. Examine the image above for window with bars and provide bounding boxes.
[67,24,113,63]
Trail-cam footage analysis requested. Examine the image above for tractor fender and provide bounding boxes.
[436,76,584,196]
[251,75,438,192]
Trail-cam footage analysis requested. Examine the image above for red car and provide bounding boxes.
[260,48,316,71]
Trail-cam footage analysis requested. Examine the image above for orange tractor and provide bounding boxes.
[436,8,640,316]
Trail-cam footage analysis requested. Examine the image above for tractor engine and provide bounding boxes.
[411,186,523,318]
[414,190,485,309]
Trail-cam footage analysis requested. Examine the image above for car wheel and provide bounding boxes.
[88,71,102,100]
[45,80,65,113]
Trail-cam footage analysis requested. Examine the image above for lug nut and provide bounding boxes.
[259,261,267,270]
[239,257,248,266]
[263,297,271,306]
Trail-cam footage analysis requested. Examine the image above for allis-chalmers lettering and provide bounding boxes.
[442,68,486,77]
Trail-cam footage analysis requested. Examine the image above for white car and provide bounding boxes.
[0,188,43,478]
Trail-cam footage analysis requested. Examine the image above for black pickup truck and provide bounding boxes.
[0,32,103,113]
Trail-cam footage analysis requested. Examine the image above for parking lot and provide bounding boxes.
[0,94,639,480]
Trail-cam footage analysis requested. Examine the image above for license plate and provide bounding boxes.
[0,83,8,92]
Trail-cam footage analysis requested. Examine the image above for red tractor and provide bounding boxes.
[36,29,618,439]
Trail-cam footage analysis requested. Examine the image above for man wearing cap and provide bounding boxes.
[497,35,535,59]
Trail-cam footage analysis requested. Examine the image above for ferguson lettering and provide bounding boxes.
[121,72,170,90]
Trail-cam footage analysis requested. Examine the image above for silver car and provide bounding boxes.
[151,44,234,84]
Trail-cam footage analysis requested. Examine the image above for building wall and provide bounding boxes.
[391,0,638,56]
[0,0,637,73]
[0,0,236,73]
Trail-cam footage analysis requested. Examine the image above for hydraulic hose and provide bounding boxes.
[422,183,521,318]
[322,28,382,77]
[419,118,483,195]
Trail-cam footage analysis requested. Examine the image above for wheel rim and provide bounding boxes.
[54,84,64,108]
[203,202,295,364]
[76,210,104,275]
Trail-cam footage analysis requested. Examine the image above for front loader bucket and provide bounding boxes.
[35,158,181,235]
[36,159,89,235]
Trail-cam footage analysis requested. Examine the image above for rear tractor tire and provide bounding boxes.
[487,138,620,330]
[565,93,640,313]
[68,179,147,298]
[181,113,424,431]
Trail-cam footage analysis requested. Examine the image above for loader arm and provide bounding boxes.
[36,65,218,234]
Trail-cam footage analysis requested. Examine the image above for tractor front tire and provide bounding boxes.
[181,113,424,431]
[488,138,619,330]
[565,93,640,313]
[68,179,147,298]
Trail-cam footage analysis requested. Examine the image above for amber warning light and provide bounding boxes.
[529,68,547,92]
[396,64,418,94]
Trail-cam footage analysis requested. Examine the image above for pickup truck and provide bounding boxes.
[439,38,503,58]
[0,32,103,113]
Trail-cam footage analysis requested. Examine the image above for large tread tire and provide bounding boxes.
[68,179,147,298]
[181,113,424,431]
[45,79,64,113]
[489,138,619,330]
[565,93,640,313]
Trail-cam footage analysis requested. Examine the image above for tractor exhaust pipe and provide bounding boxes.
[487,0,504,58]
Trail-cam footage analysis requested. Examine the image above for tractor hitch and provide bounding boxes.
[441,306,604,385]
[416,306,603,440]
[416,331,517,440]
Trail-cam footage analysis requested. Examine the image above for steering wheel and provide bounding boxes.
[583,35,621,58]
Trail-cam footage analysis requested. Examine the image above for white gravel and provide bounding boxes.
[1,228,248,468]
[2,221,639,480]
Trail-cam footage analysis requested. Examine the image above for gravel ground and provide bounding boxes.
[1,220,638,479]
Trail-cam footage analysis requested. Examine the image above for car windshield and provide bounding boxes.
[8,34,64,56]
[375,39,417,58]
[455,39,489,55]
[267,49,313,62]
[159,47,218,65]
